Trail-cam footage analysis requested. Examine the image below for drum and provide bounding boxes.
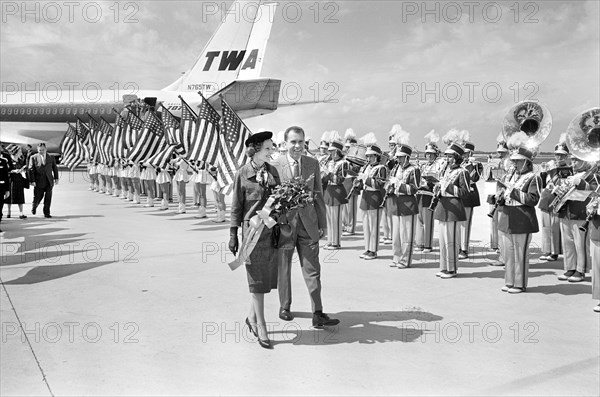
[346,144,367,166]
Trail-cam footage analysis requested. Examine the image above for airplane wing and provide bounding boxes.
[207,79,281,119]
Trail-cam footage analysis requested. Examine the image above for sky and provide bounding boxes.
[1,0,599,153]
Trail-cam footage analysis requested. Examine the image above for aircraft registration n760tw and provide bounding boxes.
[0,1,281,154]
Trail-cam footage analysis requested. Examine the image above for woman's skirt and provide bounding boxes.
[245,225,278,293]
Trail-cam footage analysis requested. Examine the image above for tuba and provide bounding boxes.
[501,100,552,148]
[549,107,600,213]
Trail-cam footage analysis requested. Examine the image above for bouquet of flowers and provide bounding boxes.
[228,175,315,270]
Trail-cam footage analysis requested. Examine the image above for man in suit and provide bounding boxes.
[273,126,340,328]
[28,143,59,218]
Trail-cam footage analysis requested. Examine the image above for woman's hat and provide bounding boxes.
[444,143,465,157]
[395,144,412,157]
[554,143,569,155]
[424,143,439,154]
[510,147,534,161]
[365,144,382,156]
[244,131,273,147]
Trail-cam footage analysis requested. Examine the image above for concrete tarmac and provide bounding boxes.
[1,169,598,396]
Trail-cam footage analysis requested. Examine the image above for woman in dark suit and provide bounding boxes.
[6,145,28,219]
[229,131,279,349]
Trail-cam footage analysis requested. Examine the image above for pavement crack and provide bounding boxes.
[0,277,55,397]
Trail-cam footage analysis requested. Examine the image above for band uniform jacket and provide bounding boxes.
[323,159,349,206]
[386,162,420,216]
[538,161,573,213]
[418,159,445,208]
[272,154,327,241]
[556,172,599,221]
[498,170,542,234]
[461,159,483,207]
[433,165,470,222]
[28,153,59,188]
[359,163,388,210]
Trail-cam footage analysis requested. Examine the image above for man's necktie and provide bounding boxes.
[293,161,299,178]
[41,156,45,166]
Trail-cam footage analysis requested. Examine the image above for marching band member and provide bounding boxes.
[587,195,600,312]
[156,162,172,210]
[193,161,210,219]
[356,133,388,260]
[120,160,131,200]
[104,161,114,195]
[381,125,400,245]
[458,140,483,259]
[318,131,331,194]
[140,161,157,207]
[433,130,471,279]
[342,128,360,236]
[538,139,571,262]
[112,159,122,198]
[416,130,442,253]
[485,135,510,256]
[89,160,99,191]
[554,156,597,283]
[131,161,142,204]
[496,132,542,293]
[323,132,349,250]
[173,156,191,214]
[208,163,227,223]
[386,131,420,268]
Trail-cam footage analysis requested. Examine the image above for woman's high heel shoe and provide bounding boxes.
[245,317,257,337]
[258,338,273,349]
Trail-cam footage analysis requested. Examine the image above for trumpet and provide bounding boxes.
[487,166,517,218]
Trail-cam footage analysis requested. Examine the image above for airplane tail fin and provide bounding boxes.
[163,1,276,96]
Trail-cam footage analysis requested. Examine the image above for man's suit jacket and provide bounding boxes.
[273,155,327,242]
[28,153,59,189]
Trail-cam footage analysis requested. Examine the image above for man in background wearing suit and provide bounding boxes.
[0,146,12,233]
[28,143,59,218]
[273,126,340,328]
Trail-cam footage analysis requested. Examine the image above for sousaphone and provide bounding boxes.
[502,100,552,149]
[565,107,600,162]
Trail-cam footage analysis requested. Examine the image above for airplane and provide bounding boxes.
[0,1,281,155]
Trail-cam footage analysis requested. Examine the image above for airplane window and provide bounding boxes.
[53,108,57,115]
[27,108,31,115]
[1,108,5,115]
[33,108,38,115]
[45,108,50,115]
[80,108,85,114]
[66,108,71,114]
[59,107,64,114]
[20,108,25,115]
[100,108,105,114]
[93,108,98,114]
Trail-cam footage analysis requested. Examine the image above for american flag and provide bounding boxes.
[160,105,181,146]
[179,97,197,154]
[146,143,186,169]
[127,111,167,163]
[111,109,128,159]
[125,111,144,151]
[97,116,114,164]
[216,97,252,194]
[60,123,85,170]
[187,94,220,164]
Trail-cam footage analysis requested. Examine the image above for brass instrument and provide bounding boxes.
[549,107,600,214]
[345,164,367,200]
[549,163,599,214]
[502,101,552,145]
[487,166,516,218]
[579,188,600,233]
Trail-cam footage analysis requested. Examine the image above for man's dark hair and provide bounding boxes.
[284,126,305,141]
[37,143,46,147]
